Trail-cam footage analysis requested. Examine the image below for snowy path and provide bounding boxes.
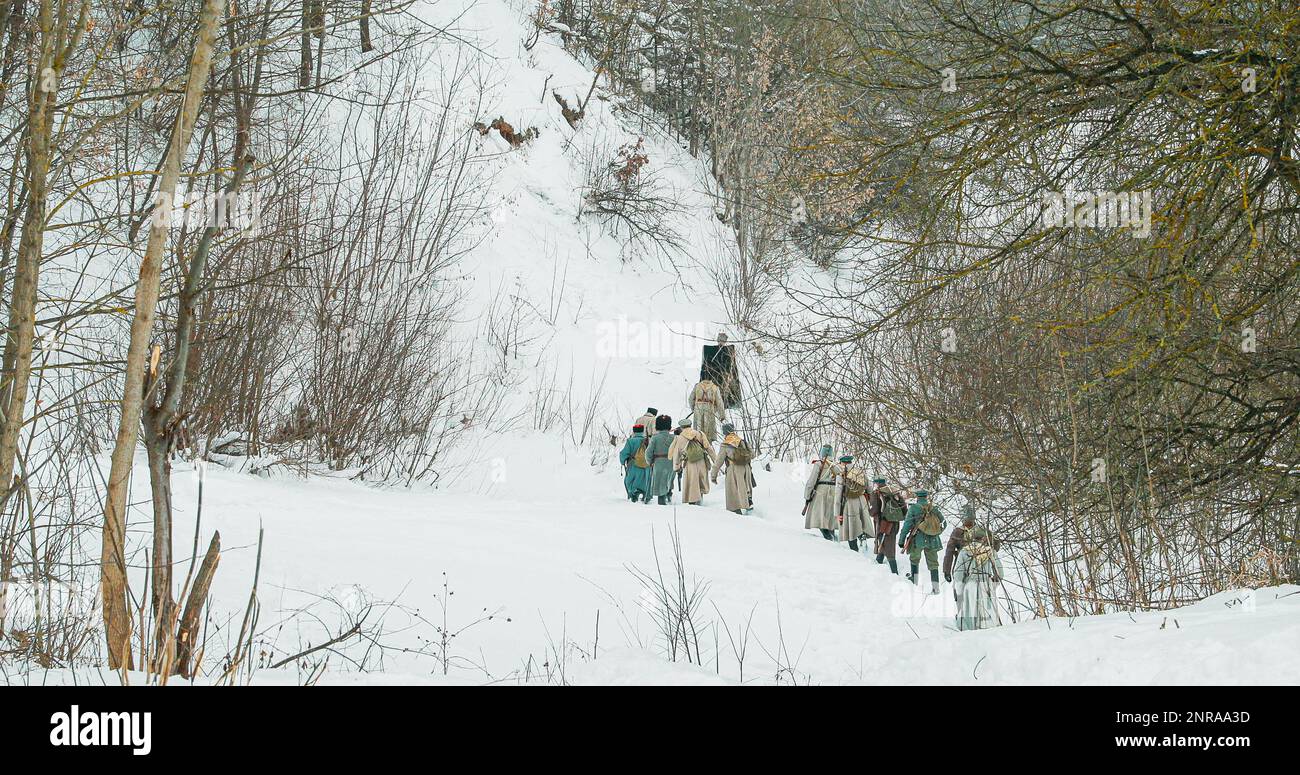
[153,453,1299,686]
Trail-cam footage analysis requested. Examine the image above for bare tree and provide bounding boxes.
[100,0,227,672]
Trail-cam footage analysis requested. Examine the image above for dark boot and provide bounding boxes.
[907,563,919,583]
[657,495,668,505]
[930,568,941,595]
[875,554,885,564]
[848,539,859,553]
[820,529,835,541]
[888,559,899,575]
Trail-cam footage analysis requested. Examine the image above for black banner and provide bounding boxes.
[0,686,1284,762]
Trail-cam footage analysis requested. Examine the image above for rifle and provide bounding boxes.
[901,514,919,552]
[902,501,938,552]
[801,459,829,516]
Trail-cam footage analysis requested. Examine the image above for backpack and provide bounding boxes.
[731,439,753,466]
[881,493,907,522]
[632,436,649,468]
[693,380,717,403]
[916,503,944,536]
[685,437,707,463]
[843,466,867,498]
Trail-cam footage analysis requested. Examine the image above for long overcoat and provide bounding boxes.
[803,458,837,531]
[835,467,874,541]
[618,433,651,499]
[953,541,1004,631]
[710,434,753,511]
[646,430,676,498]
[674,427,714,504]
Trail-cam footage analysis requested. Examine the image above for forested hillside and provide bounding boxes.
[0,0,1294,684]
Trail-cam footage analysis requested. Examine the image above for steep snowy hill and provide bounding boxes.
[419,0,740,494]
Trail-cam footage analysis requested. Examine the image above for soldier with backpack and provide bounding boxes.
[943,505,978,582]
[899,490,945,594]
[952,526,1004,631]
[674,419,715,506]
[669,422,687,498]
[618,423,652,502]
[834,455,873,552]
[711,422,754,514]
[646,415,677,505]
[688,379,726,442]
[803,444,839,540]
[871,478,905,574]
[634,407,659,436]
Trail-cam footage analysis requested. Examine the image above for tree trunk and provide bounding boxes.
[100,0,226,672]
[175,531,220,678]
[0,0,55,508]
[359,0,372,52]
[143,148,253,675]
[299,2,312,88]
[143,416,174,668]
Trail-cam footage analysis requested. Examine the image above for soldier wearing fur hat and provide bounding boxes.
[618,423,652,502]
[803,444,838,540]
[645,414,677,505]
[634,407,659,438]
[899,489,945,594]
[834,455,873,552]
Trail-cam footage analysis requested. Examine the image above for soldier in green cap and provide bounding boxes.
[803,444,838,540]
[899,489,945,594]
[834,455,873,553]
[870,478,906,573]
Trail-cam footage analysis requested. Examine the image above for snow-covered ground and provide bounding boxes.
[9,453,1297,685]
[184,457,1300,686]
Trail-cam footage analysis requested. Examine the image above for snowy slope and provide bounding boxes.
[12,458,1298,685]
[417,0,739,494]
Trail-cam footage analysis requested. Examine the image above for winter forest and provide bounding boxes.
[0,0,1296,687]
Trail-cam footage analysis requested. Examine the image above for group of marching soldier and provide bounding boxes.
[617,380,755,513]
[619,406,1005,631]
[802,443,1004,630]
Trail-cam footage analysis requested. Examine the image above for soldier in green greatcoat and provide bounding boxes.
[899,489,945,594]
[646,414,677,505]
